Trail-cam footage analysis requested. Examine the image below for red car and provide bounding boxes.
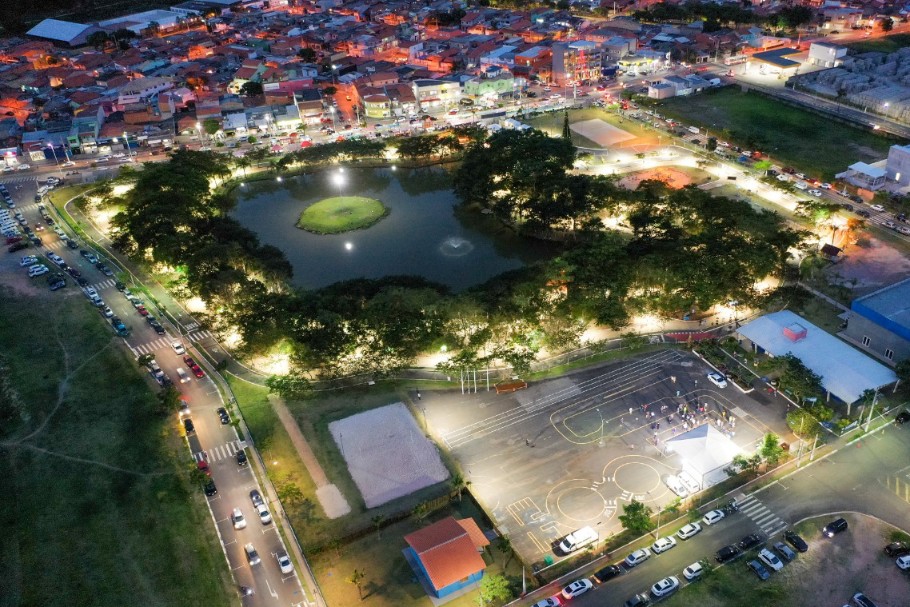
[184,356,205,378]
[197,460,211,476]
[136,305,149,316]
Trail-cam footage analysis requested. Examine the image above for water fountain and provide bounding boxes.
[438,236,475,257]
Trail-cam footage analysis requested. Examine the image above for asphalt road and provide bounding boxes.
[520,422,910,607]
[5,176,310,607]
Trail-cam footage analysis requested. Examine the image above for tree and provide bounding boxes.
[298,47,317,62]
[240,81,263,97]
[619,499,655,535]
[157,385,181,416]
[562,111,571,139]
[882,18,894,32]
[411,502,430,521]
[87,31,109,50]
[202,118,220,136]
[371,514,386,538]
[706,137,718,152]
[265,374,312,400]
[786,409,822,438]
[476,573,512,606]
[450,472,471,502]
[759,433,785,466]
[497,536,513,568]
[348,569,365,601]
[730,453,761,475]
[323,86,338,96]
[277,481,305,505]
[895,358,910,383]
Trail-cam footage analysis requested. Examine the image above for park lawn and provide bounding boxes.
[657,87,895,180]
[312,497,520,607]
[846,33,910,54]
[527,106,653,149]
[0,289,233,607]
[296,196,389,234]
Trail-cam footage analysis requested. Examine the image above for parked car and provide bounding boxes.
[715,545,740,563]
[682,561,704,580]
[236,450,248,466]
[852,592,878,607]
[895,411,910,425]
[706,372,728,388]
[677,522,702,540]
[823,517,848,537]
[560,579,593,600]
[558,526,599,554]
[703,510,726,526]
[593,565,622,583]
[884,542,910,557]
[256,503,272,524]
[244,543,261,566]
[623,593,651,607]
[530,598,560,607]
[276,549,293,574]
[650,576,679,598]
[896,555,910,570]
[773,541,797,562]
[664,474,688,498]
[870,204,885,212]
[758,547,784,571]
[250,489,264,507]
[651,536,677,554]
[739,534,762,550]
[784,530,809,552]
[747,559,771,580]
[203,479,217,496]
[232,508,247,529]
[624,548,652,568]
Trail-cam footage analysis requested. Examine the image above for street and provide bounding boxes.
[5,176,312,607]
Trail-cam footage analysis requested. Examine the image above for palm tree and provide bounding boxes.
[497,536,513,568]
[450,473,471,502]
[348,569,365,600]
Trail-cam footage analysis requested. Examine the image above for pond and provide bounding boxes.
[231,166,556,291]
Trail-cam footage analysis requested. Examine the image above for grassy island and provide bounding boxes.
[296,196,389,234]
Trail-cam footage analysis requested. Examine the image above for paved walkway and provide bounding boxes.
[268,395,351,518]
[798,282,850,313]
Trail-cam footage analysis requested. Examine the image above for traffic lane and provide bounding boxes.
[761,427,910,531]
[560,515,762,607]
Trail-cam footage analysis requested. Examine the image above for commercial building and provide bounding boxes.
[807,42,847,68]
[552,40,605,85]
[843,278,910,365]
[885,144,910,188]
[737,310,896,404]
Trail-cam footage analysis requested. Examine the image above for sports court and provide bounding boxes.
[329,402,449,508]
[421,350,788,566]
[570,119,636,146]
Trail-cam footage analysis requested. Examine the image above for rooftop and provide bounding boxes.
[852,278,910,341]
[737,310,896,403]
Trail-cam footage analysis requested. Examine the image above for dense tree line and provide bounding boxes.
[111,131,800,379]
[632,2,814,30]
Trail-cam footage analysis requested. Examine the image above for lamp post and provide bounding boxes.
[122,131,133,161]
[195,121,204,147]
[47,142,60,167]
[329,106,337,133]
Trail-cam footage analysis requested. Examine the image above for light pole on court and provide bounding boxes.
[596,408,605,447]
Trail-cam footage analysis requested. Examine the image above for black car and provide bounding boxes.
[183,418,195,434]
[66,240,78,249]
[236,450,248,466]
[896,410,910,425]
[250,489,264,507]
[738,534,762,550]
[594,564,622,583]
[841,203,855,212]
[884,542,910,557]
[858,210,871,218]
[97,263,114,276]
[8,241,28,252]
[115,281,126,291]
[623,593,651,607]
[747,559,770,581]
[66,267,81,278]
[149,320,166,335]
[823,517,848,537]
[852,593,878,607]
[715,545,740,563]
[76,277,89,287]
[203,479,218,496]
[217,407,230,424]
[48,279,66,291]
[784,530,809,553]
[29,236,42,245]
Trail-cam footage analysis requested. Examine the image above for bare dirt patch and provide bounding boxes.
[828,236,910,294]
[328,403,449,508]
[618,167,700,190]
[570,119,636,147]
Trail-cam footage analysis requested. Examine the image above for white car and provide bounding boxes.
[84,287,98,298]
[560,579,593,600]
[101,306,114,318]
[758,548,784,571]
[706,372,728,388]
[244,543,261,566]
[232,507,247,529]
[651,576,679,597]
[171,341,186,355]
[683,561,704,580]
[664,475,689,498]
[651,536,677,554]
[276,549,293,574]
[870,204,885,212]
[624,548,651,568]
[19,255,37,266]
[678,471,701,494]
[16,164,30,171]
[29,265,49,277]
[558,526,598,554]
[62,161,76,167]
[702,509,726,525]
[677,522,702,540]
[808,189,822,197]
[897,555,910,570]
[820,182,831,189]
[531,598,560,607]
[775,173,789,182]
[256,503,272,524]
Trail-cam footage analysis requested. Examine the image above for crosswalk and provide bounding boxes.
[189,329,213,342]
[0,176,37,185]
[184,321,200,332]
[736,494,788,537]
[130,336,173,356]
[194,440,244,463]
[92,278,118,290]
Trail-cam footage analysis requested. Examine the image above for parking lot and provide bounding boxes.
[422,349,791,565]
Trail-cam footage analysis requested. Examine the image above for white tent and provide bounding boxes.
[667,424,741,488]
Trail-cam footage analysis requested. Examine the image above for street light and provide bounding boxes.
[195,121,204,146]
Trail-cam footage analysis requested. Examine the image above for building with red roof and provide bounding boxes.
[403,516,490,600]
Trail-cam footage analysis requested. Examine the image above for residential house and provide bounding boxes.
[403,517,490,599]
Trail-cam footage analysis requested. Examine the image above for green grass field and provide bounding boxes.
[657,87,895,179]
[846,33,910,54]
[0,289,233,607]
[296,196,389,234]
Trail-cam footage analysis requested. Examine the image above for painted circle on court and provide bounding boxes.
[556,486,607,523]
[612,461,662,496]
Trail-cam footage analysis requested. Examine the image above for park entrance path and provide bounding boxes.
[269,395,351,518]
